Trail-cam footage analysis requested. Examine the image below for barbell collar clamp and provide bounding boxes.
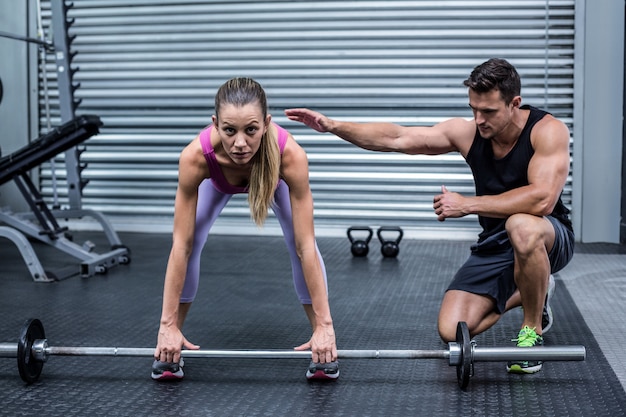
[31,339,48,362]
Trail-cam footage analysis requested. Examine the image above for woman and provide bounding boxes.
[152,77,338,381]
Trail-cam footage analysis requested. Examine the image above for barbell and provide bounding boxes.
[0,318,586,390]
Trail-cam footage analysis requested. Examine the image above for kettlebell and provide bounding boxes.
[377,226,404,258]
[347,226,373,257]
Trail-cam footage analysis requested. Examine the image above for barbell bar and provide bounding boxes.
[0,318,586,390]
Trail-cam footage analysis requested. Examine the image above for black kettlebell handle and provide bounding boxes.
[347,226,373,244]
[377,226,403,244]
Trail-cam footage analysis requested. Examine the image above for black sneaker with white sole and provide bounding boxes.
[306,361,340,380]
[151,358,184,381]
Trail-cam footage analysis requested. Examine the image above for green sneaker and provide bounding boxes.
[506,326,544,374]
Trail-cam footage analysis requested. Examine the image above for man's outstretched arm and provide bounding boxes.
[285,107,470,156]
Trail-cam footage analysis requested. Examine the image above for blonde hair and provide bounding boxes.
[214,77,281,226]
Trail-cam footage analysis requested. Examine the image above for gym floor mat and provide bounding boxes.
[1,233,624,416]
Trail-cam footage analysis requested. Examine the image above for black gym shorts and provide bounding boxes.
[446,216,575,314]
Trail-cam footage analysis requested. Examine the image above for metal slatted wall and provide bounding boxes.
[38,0,575,238]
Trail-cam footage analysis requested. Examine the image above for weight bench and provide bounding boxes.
[0,115,130,282]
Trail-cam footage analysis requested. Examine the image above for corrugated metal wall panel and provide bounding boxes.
[38,0,575,236]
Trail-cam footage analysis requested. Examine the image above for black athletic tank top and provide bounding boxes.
[465,105,572,243]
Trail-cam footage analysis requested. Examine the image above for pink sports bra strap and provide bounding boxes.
[199,127,221,175]
[275,123,288,154]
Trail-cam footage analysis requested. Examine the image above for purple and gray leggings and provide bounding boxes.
[180,179,327,304]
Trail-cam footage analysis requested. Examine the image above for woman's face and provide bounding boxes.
[213,102,270,166]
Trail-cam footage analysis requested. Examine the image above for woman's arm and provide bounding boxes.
[279,133,337,363]
[155,139,206,363]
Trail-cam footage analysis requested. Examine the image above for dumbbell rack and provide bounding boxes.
[0,0,129,281]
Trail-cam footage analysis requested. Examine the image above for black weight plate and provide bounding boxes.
[456,321,471,390]
[17,318,45,384]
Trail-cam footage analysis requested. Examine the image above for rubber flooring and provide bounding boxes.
[0,232,625,416]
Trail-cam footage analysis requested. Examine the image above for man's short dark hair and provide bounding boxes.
[463,58,521,105]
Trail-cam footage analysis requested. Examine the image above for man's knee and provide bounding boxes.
[438,304,480,343]
[439,318,488,343]
[438,290,501,342]
[505,213,551,255]
[438,320,458,343]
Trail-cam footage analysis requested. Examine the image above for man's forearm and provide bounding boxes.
[326,119,402,152]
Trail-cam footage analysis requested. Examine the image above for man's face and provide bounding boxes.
[468,89,519,140]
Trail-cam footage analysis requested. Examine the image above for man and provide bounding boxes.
[285,58,574,374]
